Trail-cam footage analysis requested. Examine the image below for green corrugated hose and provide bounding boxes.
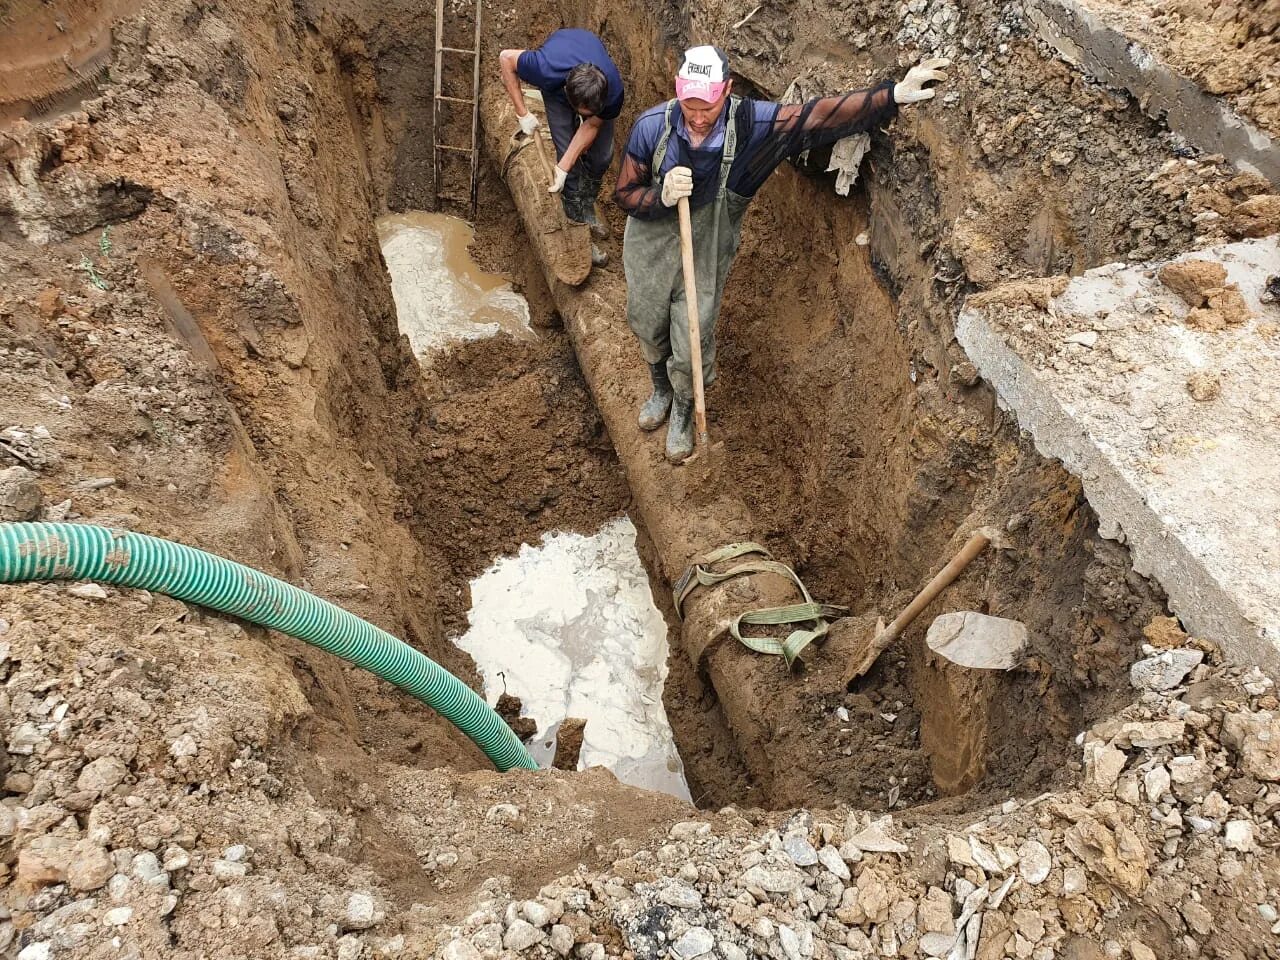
[0,522,537,772]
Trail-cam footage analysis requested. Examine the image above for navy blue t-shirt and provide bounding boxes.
[516,29,625,121]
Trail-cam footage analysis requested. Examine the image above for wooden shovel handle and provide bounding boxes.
[868,529,993,659]
[677,196,709,446]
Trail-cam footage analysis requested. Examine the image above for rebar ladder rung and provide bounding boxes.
[432,0,482,220]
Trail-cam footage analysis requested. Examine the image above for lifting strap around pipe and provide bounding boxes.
[0,522,537,772]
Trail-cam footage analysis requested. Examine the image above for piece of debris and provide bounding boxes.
[926,612,1027,669]
[1186,371,1221,401]
[496,692,538,742]
[0,466,42,521]
[552,717,586,771]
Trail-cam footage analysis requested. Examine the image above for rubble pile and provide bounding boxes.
[433,630,1280,959]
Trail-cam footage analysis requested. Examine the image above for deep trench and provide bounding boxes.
[0,0,1167,820]
[328,2,1164,815]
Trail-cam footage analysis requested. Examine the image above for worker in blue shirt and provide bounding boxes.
[616,46,950,462]
[500,29,624,266]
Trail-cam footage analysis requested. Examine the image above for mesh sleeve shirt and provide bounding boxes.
[515,29,626,121]
[615,82,898,219]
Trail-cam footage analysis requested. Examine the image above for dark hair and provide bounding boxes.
[565,63,608,116]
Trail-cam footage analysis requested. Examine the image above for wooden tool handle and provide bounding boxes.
[868,528,993,657]
[677,197,709,445]
[530,127,554,182]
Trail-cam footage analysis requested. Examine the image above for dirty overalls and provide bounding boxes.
[623,97,749,401]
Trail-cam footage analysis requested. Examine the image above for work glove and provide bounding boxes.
[661,166,694,207]
[517,111,540,137]
[893,58,951,104]
[548,165,568,194]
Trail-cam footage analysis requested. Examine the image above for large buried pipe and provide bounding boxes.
[481,90,855,803]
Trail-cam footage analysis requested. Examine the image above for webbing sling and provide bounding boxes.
[673,542,846,670]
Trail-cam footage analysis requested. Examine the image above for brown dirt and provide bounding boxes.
[2,0,1278,955]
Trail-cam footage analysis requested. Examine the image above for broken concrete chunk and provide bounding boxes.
[1129,649,1204,691]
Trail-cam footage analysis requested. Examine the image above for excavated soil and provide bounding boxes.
[2,0,1280,956]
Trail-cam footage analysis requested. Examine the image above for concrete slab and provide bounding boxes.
[1025,0,1278,182]
[957,237,1280,667]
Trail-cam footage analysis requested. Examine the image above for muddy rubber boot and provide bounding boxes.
[579,175,609,241]
[638,362,673,431]
[666,394,695,464]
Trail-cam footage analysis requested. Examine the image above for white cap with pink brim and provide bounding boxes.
[675,45,730,102]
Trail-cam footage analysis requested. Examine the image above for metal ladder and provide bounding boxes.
[432,0,482,220]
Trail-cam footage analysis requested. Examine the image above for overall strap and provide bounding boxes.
[650,99,679,181]
[716,96,742,198]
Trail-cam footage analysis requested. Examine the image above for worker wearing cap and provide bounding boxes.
[500,29,625,265]
[616,46,949,462]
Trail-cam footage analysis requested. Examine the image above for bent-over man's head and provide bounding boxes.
[565,63,609,118]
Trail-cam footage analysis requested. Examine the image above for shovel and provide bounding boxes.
[841,526,998,686]
[677,195,717,465]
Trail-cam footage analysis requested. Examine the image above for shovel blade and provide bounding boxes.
[926,611,1027,670]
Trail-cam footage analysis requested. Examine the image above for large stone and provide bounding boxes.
[1129,649,1204,691]
[77,757,128,795]
[1225,820,1256,852]
[782,833,819,867]
[503,919,546,951]
[1064,819,1149,896]
[920,932,956,957]
[673,927,715,959]
[549,924,574,956]
[1084,743,1127,790]
[918,887,955,934]
[741,864,806,894]
[0,467,42,522]
[1118,721,1186,749]
[345,892,379,930]
[1221,711,1280,781]
[68,843,114,891]
[17,835,76,888]
[817,845,849,880]
[1017,840,1051,885]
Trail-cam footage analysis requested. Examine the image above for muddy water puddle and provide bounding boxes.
[454,518,691,802]
[376,211,532,357]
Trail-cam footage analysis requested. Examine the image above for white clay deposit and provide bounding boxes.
[377,211,532,357]
[453,517,691,802]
